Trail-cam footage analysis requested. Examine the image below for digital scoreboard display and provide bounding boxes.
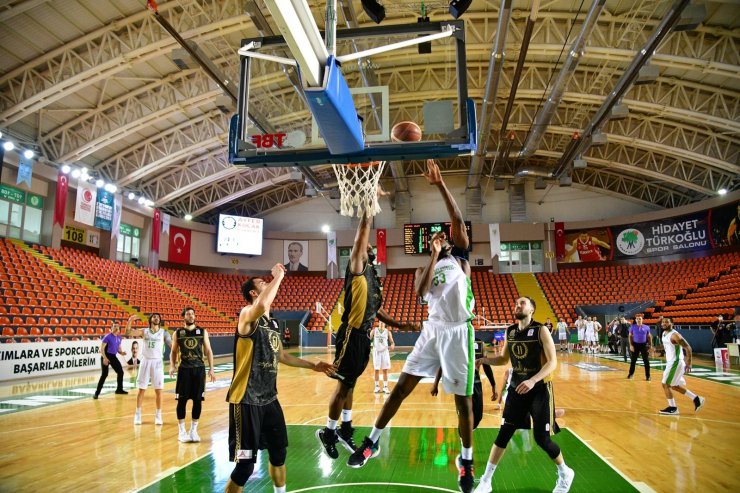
[404,221,472,254]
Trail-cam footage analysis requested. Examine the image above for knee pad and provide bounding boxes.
[230,461,255,486]
[494,422,517,449]
[268,447,287,467]
[534,431,561,459]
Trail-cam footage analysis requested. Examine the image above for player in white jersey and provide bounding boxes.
[556,320,569,351]
[348,159,477,493]
[371,322,395,394]
[658,318,705,415]
[574,316,585,352]
[584,317,598,353]
[126,313,173,425]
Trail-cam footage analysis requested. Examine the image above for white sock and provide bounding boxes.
[374,382,379,388]
[369,426,383,443]
[155,409,161,416]
[341,409,352,422]
[668,398,676,407]
[178,422,186,433]
[274,486,286,493]
[136,407,142,415]
[481,462,497,481]
[327,418,338,430]
[384,382,389,388]
[460,444,473,460]
[685,390,696,400]
[191,420,198,431]
[557,461,569,474]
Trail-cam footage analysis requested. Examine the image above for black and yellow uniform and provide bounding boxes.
[472,339,495,429]
[227,315,288,464]
[332,260,382,388]
[495,320,561,459]
[175,325,206,401]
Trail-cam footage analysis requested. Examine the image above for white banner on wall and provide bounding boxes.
[327,231,337,265]
[74,179,97,226]
[0,339,142,381]
[489,223,501,258]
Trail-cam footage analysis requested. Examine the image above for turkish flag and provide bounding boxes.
[376,229,386,264]
[169,225,191,264]
[554,222,566,260]
[54,171,69,227]
[151,209,161,254]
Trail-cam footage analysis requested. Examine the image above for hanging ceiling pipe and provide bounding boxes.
[499,0,539,140]
[465,0,512,191]
[515,0,606,160]
[554,0,692,177]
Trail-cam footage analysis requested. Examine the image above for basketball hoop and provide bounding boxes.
[332,161,386,217]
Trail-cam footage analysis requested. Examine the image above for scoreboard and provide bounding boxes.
[403,221,472,254]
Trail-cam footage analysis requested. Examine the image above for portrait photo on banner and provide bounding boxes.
[560,228,613,264]
[284,240,309,272]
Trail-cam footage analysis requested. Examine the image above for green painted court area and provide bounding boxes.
[140,426,637,493]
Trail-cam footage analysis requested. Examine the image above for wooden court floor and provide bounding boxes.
[1,348,739,492]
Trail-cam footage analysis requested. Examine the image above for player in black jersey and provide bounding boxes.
[316,206,417,461]
[169,307,216,443]
[473,297,575,493]
[224,264,335,493]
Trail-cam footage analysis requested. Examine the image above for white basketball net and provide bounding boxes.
[332,161,386,217]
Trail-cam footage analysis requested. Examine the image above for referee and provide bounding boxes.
[627,314,653,381]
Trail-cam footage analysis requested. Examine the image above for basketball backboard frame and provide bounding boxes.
[228,20,477,167]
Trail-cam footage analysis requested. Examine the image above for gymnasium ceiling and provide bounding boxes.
[0,0,738,224]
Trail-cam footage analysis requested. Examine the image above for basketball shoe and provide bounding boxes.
[337,423,358,452]
[456,454,474,493]
[659,406,679,415]
[316,428,339,459]
[694,396,705,412]
[347,436,380,468]
[553,466,575,492]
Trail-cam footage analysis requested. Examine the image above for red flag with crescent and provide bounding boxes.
[151,209,161,254]
[168,225,191,264]
[555,222,566,260]
[376,228,386,264]
[54,171,68,227]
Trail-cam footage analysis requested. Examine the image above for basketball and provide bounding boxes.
[391,121,422,142]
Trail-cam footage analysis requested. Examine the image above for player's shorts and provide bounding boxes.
[228,399,288,463]
[136,358,164,390]
[662,359,687,387]
[175,366,206,401]
[585,329,598,343]
[403,320,474,396]
[502,381,560,434]
[331,325,371,389]
[577,329,585,340]
[372,349,390,370]
[558,332,567,341]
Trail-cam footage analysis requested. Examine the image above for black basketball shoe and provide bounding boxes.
[337,423,358,452]
[347,436,380,468]
[456,454,474,493]
[316,428,339,459]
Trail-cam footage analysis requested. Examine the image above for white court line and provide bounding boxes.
[291,483,458,493]
[568,428,656,493]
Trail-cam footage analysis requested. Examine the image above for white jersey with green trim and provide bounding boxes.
[662,329,684,363]
[142,328,169,360]
[423,255,474,324]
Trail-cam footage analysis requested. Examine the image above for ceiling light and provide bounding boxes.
[718,188,728,196]
[23,149,34,159]
[71,169,81,179]
[104,183,117,193]
[95,179,105,188]
[61,165,71,174]
[138,197,146,205]
[184,214,193,221]
[321,225,330,233]
[2,141,14,151]
[128,192,136,200]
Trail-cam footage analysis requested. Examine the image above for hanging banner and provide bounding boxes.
[151,209,161,254]
[611,212,709,260]
[54,171,69,227]
[16,154,34,188]
[327,231,337,265]
[94,189,114,231]
[111,194,123,241]
[162,213,170,235]
[560,228,612,263]
[376,229,386,264]
[489,223,501,258]
[74,179,97,226]
[709,200,740,248]
[168,225,191,264]
[554,222,566,260]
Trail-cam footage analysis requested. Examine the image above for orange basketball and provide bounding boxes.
[391,121,422,142]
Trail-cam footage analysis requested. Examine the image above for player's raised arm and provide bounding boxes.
[349,210,372,275]
[423,159,468,250]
